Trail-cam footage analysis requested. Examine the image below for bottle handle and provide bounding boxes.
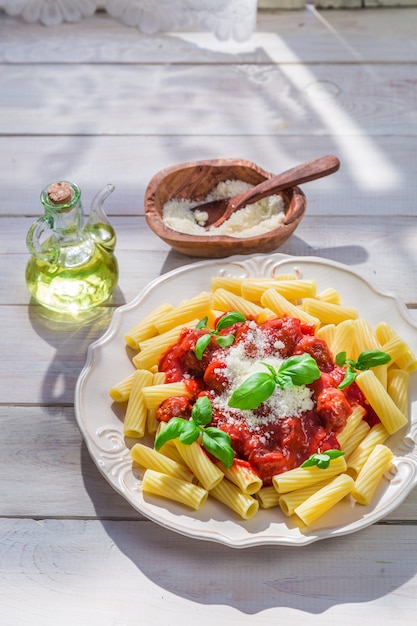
[26,217,59,264]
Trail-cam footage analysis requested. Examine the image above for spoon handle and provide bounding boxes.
[227,154,340,212]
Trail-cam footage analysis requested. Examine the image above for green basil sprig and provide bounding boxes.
[301,449,345,470]
[195,311,246,360]
[336,350,391,390]
[154,395,234,468]
[228,353,321,411]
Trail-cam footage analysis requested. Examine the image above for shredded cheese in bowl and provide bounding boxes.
[162,179,286,238]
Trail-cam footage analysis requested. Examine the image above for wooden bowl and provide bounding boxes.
[144,158,306,258]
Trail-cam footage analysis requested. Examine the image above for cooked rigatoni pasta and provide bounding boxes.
[142,381,193,410]
[154,292,213,334]
[387,368,409,417]
[330,319,356,360]
[340,420,370,459]
[260,288,320,328]
[278,479,334,517]
[131,442,194,483]
[272,456,347,494]
[124,303,174,349]
[133,320,198,370]
[353,319,387,387]
[316,323,335,347]
[351,444,394,505]
[356,370,408,434]
[210,276,243,296]
[255,485,281,509]
[146,372,166,434]
[175,440,224,491]
[316,287,341,304]
[109,371,135,403]
[123,369,154,438]
[336,406,366,449]
[294,474,355,526]
[240,279,316,303]
[217,460,263,495]
[142,469,208,510]
[212,288,265,319]
[346,423,389,477]
[375,322,417,373]
[302,298,358,326]
[210,477,259,520]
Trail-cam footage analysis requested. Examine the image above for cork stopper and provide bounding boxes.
[47,181,72,205]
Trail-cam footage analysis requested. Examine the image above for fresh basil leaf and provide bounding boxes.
[196,316,209,330]
[195,333,212,360]
[178,420,200,445]
[202,428,234,468]
[154,417,188,450]
[228,372,276,410]
[337,365,358,390]
[191,395,212,427]
[276,353,321,387]
[301,449,344,469]
[215,311,246,331]
[260,361,278,378]
[216,334,235,349]
[335,351,347,367]
[326,449,345,459]
[356,350,391,371]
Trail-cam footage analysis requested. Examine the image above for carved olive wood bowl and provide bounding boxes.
[144,159,306,258]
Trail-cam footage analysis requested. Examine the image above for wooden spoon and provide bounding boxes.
[191,154,340,229]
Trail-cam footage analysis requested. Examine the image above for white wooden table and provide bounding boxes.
[1,7,416,625]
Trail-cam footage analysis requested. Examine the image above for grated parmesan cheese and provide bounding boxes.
[211,323,314,434]
[162,179,286,238]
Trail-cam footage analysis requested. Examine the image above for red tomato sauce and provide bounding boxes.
[157,315,378,485]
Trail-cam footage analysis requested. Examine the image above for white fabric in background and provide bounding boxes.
[2,0,258,41]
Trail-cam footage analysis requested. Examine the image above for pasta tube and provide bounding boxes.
[255,486,281,509]
[260,288,320,328]
[351,444,394,505]
[302,298,358,326]
[217,460,263,495]
[272,456,347,494]
[124,303,174,349]
[387,368,409,418]
[142,469,208,510]
[240,279,316,303]
[133,320,198,370]
[336,406,366,449]
[109,372,135,403]
[346,423,389,477]
[142,381,193,410]
[278,479,333,517]
[375,322,417,373]
[295,474,354,526]
[210,478,259,520]
[212,288,264,319]
[154,292,213,334]
[175,440,224,491]
[356,370,408,434]
[131,442,194,483]
[123,369,154,438]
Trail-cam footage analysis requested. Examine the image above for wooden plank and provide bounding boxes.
[1,215,416,308]
[0,519,416,625]
[1,63,417,137]
[1,9,417,64]
[0,405,416,521]
[0,135,416,218]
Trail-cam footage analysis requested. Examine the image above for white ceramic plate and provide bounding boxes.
[75,254,417,547]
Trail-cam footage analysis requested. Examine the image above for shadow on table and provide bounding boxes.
[159,236,369,277]
[92,510,416,616]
